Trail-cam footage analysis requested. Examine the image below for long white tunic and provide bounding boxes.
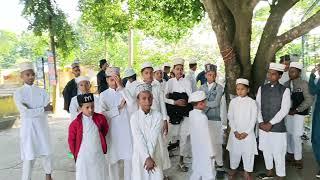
[226,96,258,155]
[185,70,197,92]
[189,109,215,179]
[76,115,107,180]
[164,77,192,105]
[69,95,100,121]
[99,88,132,164]
[130,109,163,180]
[125,80,140,115]
[14,84,51,161]
[256,87,291,154]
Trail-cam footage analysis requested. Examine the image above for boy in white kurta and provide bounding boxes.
[14,62,53,180]
[131,83,164,180]
[69,76,99,121]
[99,67,133,180]
[189,91,215,180]
[227,78,258,180]
[68,93,109,180]
[124,68,139,115]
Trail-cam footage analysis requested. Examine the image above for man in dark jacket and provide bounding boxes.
[97,59,109,93]
[62,62,80,112]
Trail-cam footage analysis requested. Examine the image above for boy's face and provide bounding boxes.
[154,70,163,81]
[164,67,170,74]
[21,69,35,85]
[267,69,282,83]
[72,66,81,77]
[282,60,290,72]
[289,67,300,80]
[236,84,249,97]
[173,65,184,79]
[138,91,153,111]
[205,71,216,83]
[190,64,197,71]
[78,81,91,93]
[141,68,154,83]
[196,100,206,110]
[106,76,118,89]
[80,102,94,117]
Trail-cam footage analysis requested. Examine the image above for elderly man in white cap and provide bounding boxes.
[188,90,216,180]
[284,62,313,169]
[99,67,133,180]
[14,62,53,180]
[130,83,165,180]
[186,58,198,92]
[165,58,193,172]
[69,76,100,121]
[62,61,81,112]
[163,63,171,81]
[256,63,291,180]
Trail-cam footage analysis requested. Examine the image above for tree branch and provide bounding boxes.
[275,10,320,50]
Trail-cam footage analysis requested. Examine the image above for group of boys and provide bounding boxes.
[14,57,314,180]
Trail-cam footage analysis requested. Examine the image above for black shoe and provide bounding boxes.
[316,170,320,178]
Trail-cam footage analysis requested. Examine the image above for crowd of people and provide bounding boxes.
[13,56,320,180]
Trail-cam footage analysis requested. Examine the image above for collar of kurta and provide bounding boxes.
[82,114,92,121]
[23,83,35,88]
[174,77,184,82]
[139,108,152,116]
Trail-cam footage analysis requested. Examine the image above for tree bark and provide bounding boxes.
[48,15,57,112]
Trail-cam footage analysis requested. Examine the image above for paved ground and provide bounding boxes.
[0,115,319,180]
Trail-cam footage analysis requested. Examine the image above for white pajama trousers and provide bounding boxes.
[22,155,52,180]
[285,115,305,161]
[287,134,302,160]
[109,160,132,180]
[229,153,255,172]
[263,152,286,177]
[208,121,223,167]
[168,117,191,157]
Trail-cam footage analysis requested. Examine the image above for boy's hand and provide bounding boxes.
[264,122,272,132]
[144,157,156,173]
[289,109,298,115]
[44,103,53,112]
[162,120,168,136]
[234,131,241,140]
[174,99,187,107]
[114,75,123,89]
[259,122,266,131]
[240,132,248,140]
[119,99,126,110]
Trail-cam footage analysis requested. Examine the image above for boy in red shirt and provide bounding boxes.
[68,93,109,180]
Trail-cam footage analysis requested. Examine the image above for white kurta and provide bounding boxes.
[185,70,197,92]
[130,109,163,180]
[125,80,140,115]
[226,96,258,155]
[279,71,290,85]
[76,115,107,180]
[14,84,51,161]
[69,95,100,121]
[99,88,132,164]
[189,109,215,179]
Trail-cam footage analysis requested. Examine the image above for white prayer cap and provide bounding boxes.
[141,62,153,70]
[236,78,249,86]
[189,58,197,65]
[153,66,162,72]
[19,62,34,72]
[289,62,303,70]
[163,63,171,68]
[75,76,90,84]
[71,62,80,69]
[106,67,120,77]
[136,83,152,97]
[188,91,206,103]
[173,58,185,66]
[124,68,136,78]
[269,63,285,72]
[204,61,211,65]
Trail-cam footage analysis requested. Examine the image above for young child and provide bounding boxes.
[130,83,164,180]
[154,66,166,91]
[165,58,193,172]
[186,59,198,92]
[99,67,133,180]
[189,91,216,180]
[123,68,139,115]
[68,93,109,180]
[14,62,53,180]
[256,63,291,180]
[199,63,225,178]
[227,78,258,180]
[69,76,99,121]
[284,62,313,169]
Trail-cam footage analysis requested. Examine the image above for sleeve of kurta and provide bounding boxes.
[99,93,120,119]
[256,87,263,123]
[14,90,45,118]
[120,88,136,106]
[130,115,152,161]
[269,88,291,125]
[244,100,258,134]
[309,73,320,95]
[69,97,79,121]
[227,101,237,133]
[207,85,223,108]
[68,121,77,157]
[296,81,314,112]
[164,80,175,105]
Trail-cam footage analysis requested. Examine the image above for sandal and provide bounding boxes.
[178,163,189,172]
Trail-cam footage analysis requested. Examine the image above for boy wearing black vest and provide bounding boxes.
[284,62,313,169]
[256,63,291,180]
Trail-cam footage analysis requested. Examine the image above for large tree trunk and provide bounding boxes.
[48,15,57,112]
